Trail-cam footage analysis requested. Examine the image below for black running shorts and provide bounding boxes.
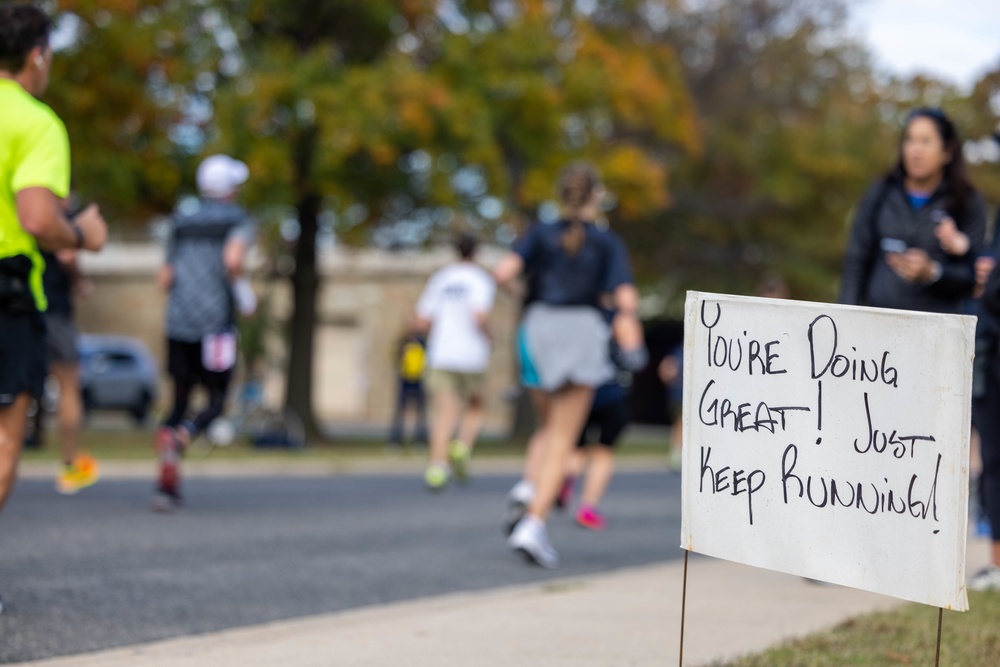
[0,310,47,406]
[167,338,232,388]
[577,399,630,449]
[45,312,80,364]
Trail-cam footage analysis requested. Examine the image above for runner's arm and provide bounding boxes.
[412,314,432,333]
[17,187,105,251]
[493,252,523,290]
[611,283,643,350]
[223,236,249,278]
[158,265,174,292]
[223,220,255,278]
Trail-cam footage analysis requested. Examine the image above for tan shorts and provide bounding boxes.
[427,368,486,400]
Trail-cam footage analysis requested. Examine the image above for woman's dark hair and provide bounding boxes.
[887,107,974,216]
[0,3,51,74]
[557,162,601,255]
[454,232,478,260]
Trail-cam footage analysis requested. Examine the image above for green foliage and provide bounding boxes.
[951,66,1000,219]
[44,0,702,242]
[186,0,707,428]
[627,0,900,311]
[718,591,1000,666]
[205,0,703,248]
[46,0,223,225]
[40,0,1000,308]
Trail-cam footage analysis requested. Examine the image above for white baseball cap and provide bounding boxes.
[196,154,249,198]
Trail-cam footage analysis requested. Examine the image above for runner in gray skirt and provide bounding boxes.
[494,162,645,568]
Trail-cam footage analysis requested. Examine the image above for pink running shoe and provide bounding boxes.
[575,505,606,531]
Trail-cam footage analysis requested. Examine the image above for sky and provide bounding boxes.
[850,0,1000,90]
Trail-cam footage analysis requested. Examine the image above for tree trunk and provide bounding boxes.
[284,123,323,440]
[285,191,321,439]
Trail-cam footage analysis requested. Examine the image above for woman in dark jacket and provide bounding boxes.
[970,208,1000,590]
[839,108,986,314]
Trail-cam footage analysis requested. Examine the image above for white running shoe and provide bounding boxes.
[969,565,1000,592]
[507,515,559,569]
[507,480,534,505]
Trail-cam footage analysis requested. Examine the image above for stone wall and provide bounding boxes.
[77,244,519,437]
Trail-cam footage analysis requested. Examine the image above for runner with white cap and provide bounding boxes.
[152,154,256,512]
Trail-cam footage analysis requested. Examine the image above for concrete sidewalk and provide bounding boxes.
[17,539,988,667]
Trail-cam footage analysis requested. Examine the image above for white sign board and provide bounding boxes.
[680,291,974,610]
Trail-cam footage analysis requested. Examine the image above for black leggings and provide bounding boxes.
[164,376,228,436]
[164,338,232,437]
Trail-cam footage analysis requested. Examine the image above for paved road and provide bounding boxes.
[0,470,679,663]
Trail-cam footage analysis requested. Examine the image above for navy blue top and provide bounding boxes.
[513,221,633,307]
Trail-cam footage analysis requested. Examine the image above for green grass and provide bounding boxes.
[20,428,671,464]
[22,429,155,461]
[716,592,1000,666]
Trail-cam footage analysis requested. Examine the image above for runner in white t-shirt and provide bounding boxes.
[415,234,495,490]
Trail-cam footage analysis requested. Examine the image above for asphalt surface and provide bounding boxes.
[0,469,679,663]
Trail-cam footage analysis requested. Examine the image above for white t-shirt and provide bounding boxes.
[416,262,495,373]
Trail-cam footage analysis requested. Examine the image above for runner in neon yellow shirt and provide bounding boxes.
[0,75,69,311]
[0,4,107,560]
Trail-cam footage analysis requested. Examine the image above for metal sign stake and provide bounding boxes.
[935,607,943,667]
[679,549,689,667]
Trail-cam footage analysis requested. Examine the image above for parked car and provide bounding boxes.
[79,334,159,424]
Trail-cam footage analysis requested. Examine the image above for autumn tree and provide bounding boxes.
[42,0,995,434]
[45,1,223,226]
[204,1,528,436]
[951,66,1000,210]
[635,0,899,308]
[202,0,702,434]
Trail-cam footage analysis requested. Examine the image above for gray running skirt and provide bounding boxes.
[520,303,613,391]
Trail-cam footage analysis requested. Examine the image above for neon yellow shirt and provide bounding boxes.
[0,78,71,311]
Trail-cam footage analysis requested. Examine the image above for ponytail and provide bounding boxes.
[557,162,601,255]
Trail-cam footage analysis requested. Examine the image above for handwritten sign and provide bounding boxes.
[680,292,974,610]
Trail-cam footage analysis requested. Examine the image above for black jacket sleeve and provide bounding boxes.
[927,192,986,300]
[838,182,884,305]
[983,262,1000,319]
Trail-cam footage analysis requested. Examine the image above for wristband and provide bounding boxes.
[69,220,84,249]
[617,346,649,372]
